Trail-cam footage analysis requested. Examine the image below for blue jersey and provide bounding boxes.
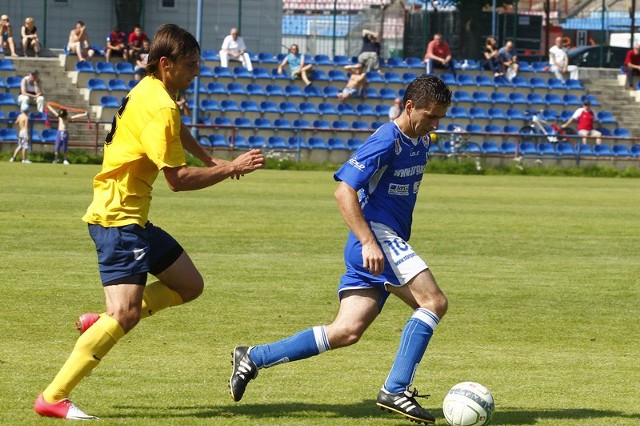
[334,122,430,241]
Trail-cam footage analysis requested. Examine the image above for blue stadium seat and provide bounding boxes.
[581,94,600,106]
[337,103,357,116]
[323,86,339,98]
[472,91,491,104]
[200,99,220,111]
[544,93,563,106]
[100,95,120,108]
[208,134,228,148]
[214,66,233,79]
[213,116,232,126]
[501,141,517,154]
[287,136,305,148]
[503,125,520,134]
[508,92,527,105]
[565,79,584,90]
[630,144,640,157]
[559,110,574,121]
[29,129,42,143]
[310,69,329,82]
[0,128,18,141]
[312,119,330,129]
[87,78,108,91]
[268,136,288,148]
[246,84,266,98]
[402,72,418,84]
[576,143,594,155]
[274,118,292,129]
[481,141,501,154]
[246,135,264,148]
[279,101,298,114]
[384,71,402,84]
[201,49,219,61]
[449,106,469,119]
[304,84,322,98]
[440,73,456,85]
[594,144,613,156]
[537,142,557,155]
[186,81,207,94]
[299,102,317,114]
[285,84,304,97]
[484,124,501,134]
[475,75,493,87]
[333,55,351,66]
[546,78,565,90]
[252,67,270,80]
[76,61,95,73]
[597,111,617,124]
[386,57,404,68]
[257,52,279,64]
[452,90,472,103]
[227,83,246,95]
[294,119,310,128]
[465,124,482,134]
[347,138,364,149]
[613,127,630,138]
[404,56,423,68]
[493,75,510,87]
[327,137,348,150]
[253,117,273,129]
[531,61,548,72]
[506,108,525,120]
[365,71,384,83]
[612,144,632,157]
[562,94,581,106]
[313,54,332,65]
[307,136,327,149]
[469,107,487,120]
[207,82,227,95]
[510,76,529,88]
[318,102,337,115]
[240,101,260,112]
[332,120,350,130]
[115,62,133,74]
[41,129,57,143]
[379,87,396,100]
[95,62,116,74]
[365,87,380,99]
[371,121,385,130]
[356,104,374,116]
[199,65,214,77]
[266,84,285,97]
[526,93,545,106]
[352,120,369,130]
[233,67,252,79]
[487,107,506,120]
[542,109,559,121]
[459,142,482,153]
[0,59,16,71]
[528,77,547,89]
[519,142,539,155]
[220,99,240,112]
[271,67,288,80]
[108,78,128,91]
[375,104,390,116]
[597,127,612,136]
[556,142,575,155]
[260,101,278,114]
[490,92,508,104]
[233,117,252,128]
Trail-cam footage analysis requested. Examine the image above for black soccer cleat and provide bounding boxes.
[376,387,435,425]
[229,346,258,402]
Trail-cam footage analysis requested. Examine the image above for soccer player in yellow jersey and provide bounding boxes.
[34,24,264,420]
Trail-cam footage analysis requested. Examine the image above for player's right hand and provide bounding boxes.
[231,149,264,177]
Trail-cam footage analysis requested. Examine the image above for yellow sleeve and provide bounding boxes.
[141,108,186,170]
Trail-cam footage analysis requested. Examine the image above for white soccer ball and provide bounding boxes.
[442,382,495,426]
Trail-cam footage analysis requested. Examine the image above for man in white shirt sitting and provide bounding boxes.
[549,36,578,81]
[219,27,253,71]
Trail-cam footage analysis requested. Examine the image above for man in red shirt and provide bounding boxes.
[561,99,602,145]
[423,33,456,77]
[623,43,640,89]
[127,25,149,63]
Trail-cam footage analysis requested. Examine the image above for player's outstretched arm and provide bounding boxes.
[163,149,264,192]
[335,181,384,276]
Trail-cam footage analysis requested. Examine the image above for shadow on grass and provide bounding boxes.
[107,402,639,424]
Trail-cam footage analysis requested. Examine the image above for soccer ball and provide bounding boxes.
[442,382,495,426]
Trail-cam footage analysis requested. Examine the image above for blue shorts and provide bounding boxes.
[88,221,183,286]
[338,222,428,311]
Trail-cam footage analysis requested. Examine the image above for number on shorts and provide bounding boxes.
[384,238,409,256]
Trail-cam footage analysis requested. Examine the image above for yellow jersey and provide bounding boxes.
[83,76,186,227]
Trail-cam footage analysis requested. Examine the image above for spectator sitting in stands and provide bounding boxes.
[219,27,253,71]
[561,98,601,145]
[388,97,402,121]
[345,29,382,74]
[337,66,367,103]
[18,69,45,113]
[21,17,41,57]
[278,43,313,86]
[498,39,519,81]
[623,43,640,89]
[1,15,18,56]
[548,36,578,81]
[133,38,150,80]
[481,36,502,77]
[105,27,128,63]
[67,20,95,62]
[127,25,149,63]
[423,33,455,77]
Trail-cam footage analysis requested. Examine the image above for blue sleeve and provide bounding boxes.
[334,125,395,190]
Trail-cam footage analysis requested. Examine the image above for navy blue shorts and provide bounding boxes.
[88,221,183,286]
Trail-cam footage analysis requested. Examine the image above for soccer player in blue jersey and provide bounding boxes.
[230,75,452,425]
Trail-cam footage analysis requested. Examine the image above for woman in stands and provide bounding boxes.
[277,44,313,86]
[1,15,18,56]
[481,36,502,77]
[21,17,41,57]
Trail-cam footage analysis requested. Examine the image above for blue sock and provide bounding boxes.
[384,308,439,393]
[249,326,330,369]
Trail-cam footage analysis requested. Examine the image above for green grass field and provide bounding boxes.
[0,162,638,425]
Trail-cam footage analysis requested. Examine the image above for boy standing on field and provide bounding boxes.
[10,104,31,163]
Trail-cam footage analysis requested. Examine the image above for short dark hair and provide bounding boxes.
[403,75,452,110]
[146,24,200,76]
